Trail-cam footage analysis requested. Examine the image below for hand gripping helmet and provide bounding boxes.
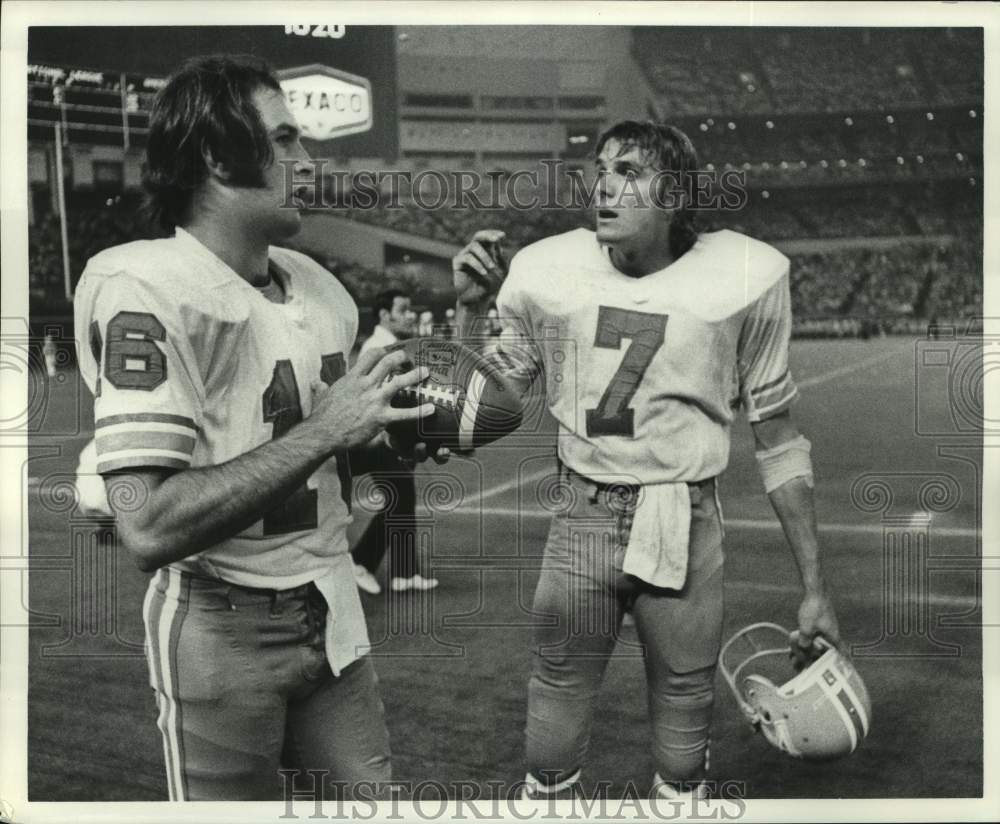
[719,622,872,760]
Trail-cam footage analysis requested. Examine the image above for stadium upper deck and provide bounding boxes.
[633,27,982,117]
[24,26,983,325]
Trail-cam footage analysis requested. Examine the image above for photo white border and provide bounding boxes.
[1,2,997,822]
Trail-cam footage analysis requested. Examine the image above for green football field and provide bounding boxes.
[24,336,984,800]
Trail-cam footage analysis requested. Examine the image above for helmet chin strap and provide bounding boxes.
[758,716,803,758]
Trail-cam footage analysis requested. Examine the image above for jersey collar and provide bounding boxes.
[266,254,300,307]
[173,227,299,306]
[172,227,255,289]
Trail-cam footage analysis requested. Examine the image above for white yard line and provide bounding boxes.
[797,342,911,388]
[725,517,977,539]
[470,345,911,504]
[475,465,556,503]
[30,471,978,541]
[28,462,559,498]
[23,347,911,494]
[445,505,979,539]
[728,579,980,610]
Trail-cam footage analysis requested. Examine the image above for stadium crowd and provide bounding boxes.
[27,25,982,337]
[29,190,981,337]
[633,27,981,116]
[334,179,975,249]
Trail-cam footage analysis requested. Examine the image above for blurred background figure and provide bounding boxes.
[486,305,502,337]
[42,333,58,378]
[417,309,435,337]
[352,288,439,595]
[443,307,457,339]
[362,287,417,351]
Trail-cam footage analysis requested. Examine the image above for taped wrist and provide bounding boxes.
[756,434,814,493]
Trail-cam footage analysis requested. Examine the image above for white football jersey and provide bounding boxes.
[496,228,796,484]
[74,228,358,588]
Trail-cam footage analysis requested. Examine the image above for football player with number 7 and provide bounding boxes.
[452,121,843,802]
[74,55,441,801]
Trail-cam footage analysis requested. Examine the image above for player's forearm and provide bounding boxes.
[767,477,826,593]
[455,299,492,344]
[114,418,339,570]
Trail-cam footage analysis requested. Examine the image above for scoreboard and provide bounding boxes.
[28,25,399,158]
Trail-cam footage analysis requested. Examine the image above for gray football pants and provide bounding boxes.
[142,567,392,800]
[525,469,724,785]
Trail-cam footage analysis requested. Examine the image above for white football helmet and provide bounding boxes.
[719,622,872,761]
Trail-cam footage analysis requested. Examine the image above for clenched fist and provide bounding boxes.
[453,229,508,307]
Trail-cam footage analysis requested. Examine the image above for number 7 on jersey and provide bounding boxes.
[585,306,667,438]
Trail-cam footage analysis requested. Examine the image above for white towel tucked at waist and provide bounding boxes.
[312,553,371,676]
[621,481,692,590]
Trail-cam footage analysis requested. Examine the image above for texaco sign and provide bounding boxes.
[278,64,372,141]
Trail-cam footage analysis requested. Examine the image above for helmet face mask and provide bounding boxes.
[719,623,872,761]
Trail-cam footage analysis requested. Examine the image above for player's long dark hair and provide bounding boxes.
[594,121,700,259]
[142,55,282,231]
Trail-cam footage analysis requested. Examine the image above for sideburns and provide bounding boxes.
[649,170,686,210]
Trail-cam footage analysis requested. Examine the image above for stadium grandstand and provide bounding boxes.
[26,25,983,336]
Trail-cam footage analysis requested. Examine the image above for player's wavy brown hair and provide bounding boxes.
[594,121,700,259]
[142,55,282,231]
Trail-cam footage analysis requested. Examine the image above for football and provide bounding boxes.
[384,337,523,452]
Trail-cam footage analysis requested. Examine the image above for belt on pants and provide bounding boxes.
[557,462,716,507]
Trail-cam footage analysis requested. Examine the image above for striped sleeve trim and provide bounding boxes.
[749,369,790,398]
[749,372,795,409]
[94,415,197,470]
[96,413,198,431]
[96,430,197,456]
[747,386,799,422]
[97,452,191,474]
[94,415,197,474]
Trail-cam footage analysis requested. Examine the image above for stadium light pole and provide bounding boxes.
[53,121,72,303]
[120,73,130,152]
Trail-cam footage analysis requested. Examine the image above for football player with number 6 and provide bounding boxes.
[452,121,844,801]
[74,55,440,801]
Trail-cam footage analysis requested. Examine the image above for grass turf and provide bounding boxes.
[25,337,983,800]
